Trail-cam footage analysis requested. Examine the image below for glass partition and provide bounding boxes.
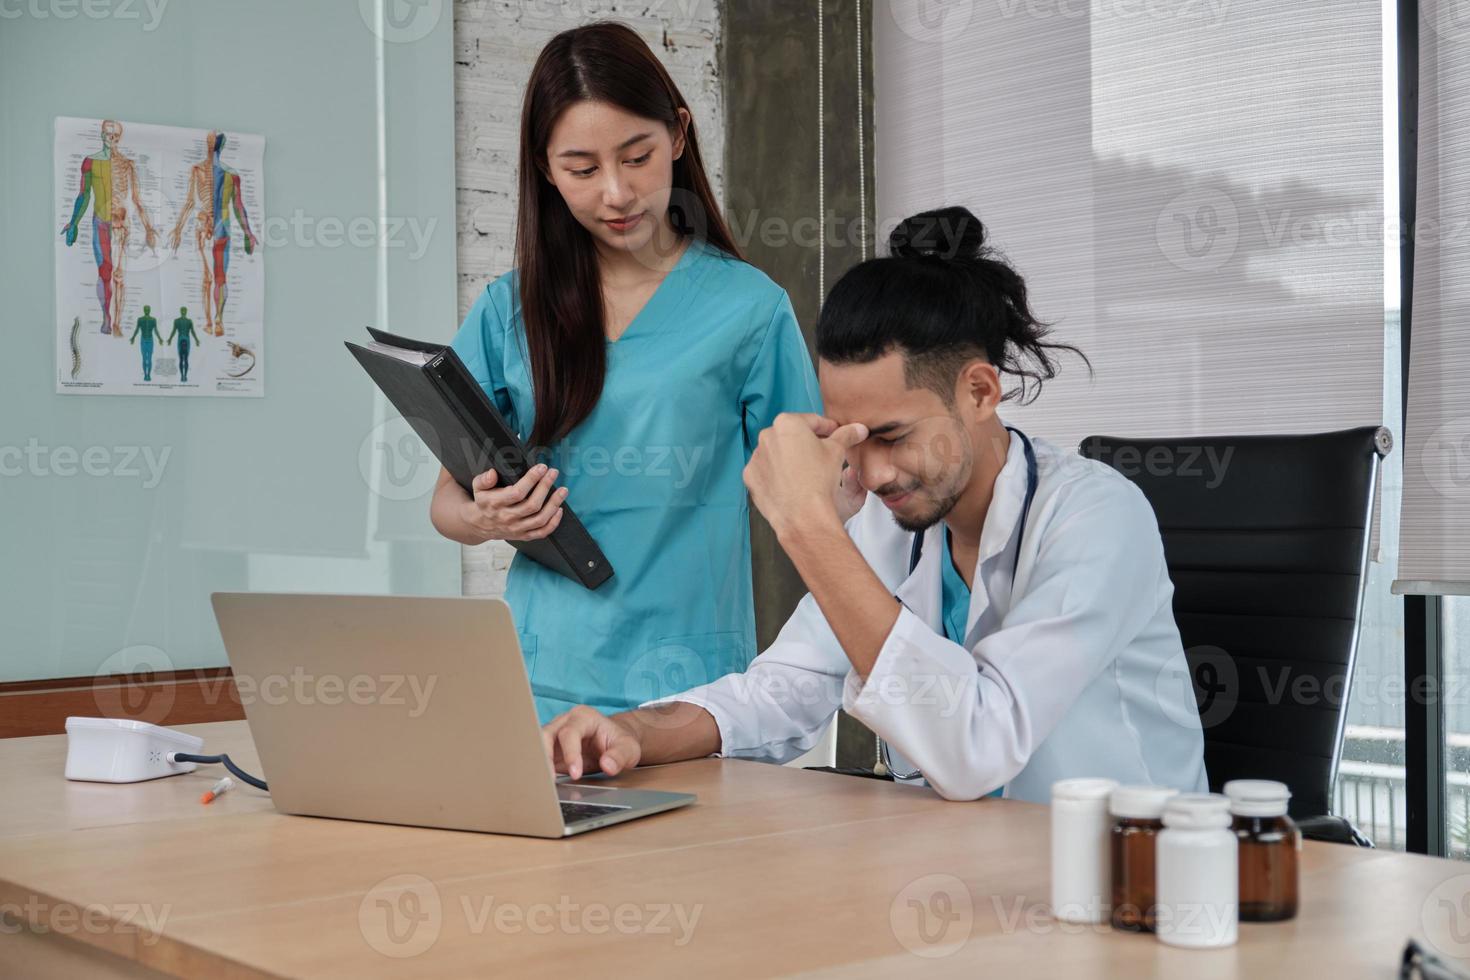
[0,0,462,683]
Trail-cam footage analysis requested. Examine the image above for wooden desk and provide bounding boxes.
[1,721,1466,978]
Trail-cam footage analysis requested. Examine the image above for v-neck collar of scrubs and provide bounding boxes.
[605,236,707,346]
[939,527,972,645]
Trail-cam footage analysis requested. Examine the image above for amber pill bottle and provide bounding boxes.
[1223,779,1299,922]
[1108,785,1178,932]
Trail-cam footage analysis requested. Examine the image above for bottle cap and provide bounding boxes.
[1109,784,1179,820]
[1161,793,1232,829]
[1052,777,1119,805]
[1222,779,1291,817]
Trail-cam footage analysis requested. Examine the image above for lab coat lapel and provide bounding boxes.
[893,523,943,633]
[961,431,1028,647]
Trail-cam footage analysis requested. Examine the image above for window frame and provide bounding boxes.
[1397,0,1449,858]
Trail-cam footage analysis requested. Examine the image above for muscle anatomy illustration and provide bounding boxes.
[55,118,265,398]
[60,119,159,337]
[165,306,201,383]
[168,131,258,337]
[129,304,163,381]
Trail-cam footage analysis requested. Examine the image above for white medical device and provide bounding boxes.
[64,717,205,783]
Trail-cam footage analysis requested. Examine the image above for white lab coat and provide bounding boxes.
[650,429,1209,803]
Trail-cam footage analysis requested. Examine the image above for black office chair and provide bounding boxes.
[1080,427,1393,846]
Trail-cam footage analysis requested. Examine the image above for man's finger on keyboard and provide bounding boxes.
[555,723,586,780]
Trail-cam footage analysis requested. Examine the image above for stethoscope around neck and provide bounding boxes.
[875,425,1039,781]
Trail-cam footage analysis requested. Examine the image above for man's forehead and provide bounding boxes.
[819,354,902,393]
[818,355,930,423]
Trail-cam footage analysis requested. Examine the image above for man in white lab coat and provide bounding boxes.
[541,206,1208,802]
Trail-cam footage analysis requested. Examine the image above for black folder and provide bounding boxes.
[346,327,613,590]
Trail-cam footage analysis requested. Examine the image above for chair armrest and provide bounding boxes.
[1297,814,1375,847]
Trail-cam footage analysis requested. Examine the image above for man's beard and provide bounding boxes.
[878,421,974,534]
[889,485,964,534]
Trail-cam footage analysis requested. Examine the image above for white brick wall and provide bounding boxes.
[452,0,725,596]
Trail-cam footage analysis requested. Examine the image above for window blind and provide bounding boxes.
[873,1,1385,452]
[1395,0,1470,596]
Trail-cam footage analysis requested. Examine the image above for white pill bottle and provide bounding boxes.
[1155,793,1238,948]
[1050,777,1119,924]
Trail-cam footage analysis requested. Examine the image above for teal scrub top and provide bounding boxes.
[451,238,822,721]
[939,529,970,647]
[940,529,1004,798]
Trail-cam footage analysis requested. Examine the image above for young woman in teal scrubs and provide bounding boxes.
[430,22,822,721]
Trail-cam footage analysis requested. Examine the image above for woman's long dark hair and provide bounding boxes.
[816,205,1089,404]
[517,22,742,447]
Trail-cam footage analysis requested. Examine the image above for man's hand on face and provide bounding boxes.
[743,413,869,539]
[836,462,868,524]
[542,706,644,780]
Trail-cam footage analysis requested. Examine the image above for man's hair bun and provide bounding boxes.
[887,205,985,261]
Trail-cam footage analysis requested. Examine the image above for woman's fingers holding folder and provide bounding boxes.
[514,500,565,540]
[472,463,542,501]
[508,467,561,518]
[505,470,567,539]
[463,464,568,541]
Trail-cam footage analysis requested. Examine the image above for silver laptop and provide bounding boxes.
[210,592,695,838]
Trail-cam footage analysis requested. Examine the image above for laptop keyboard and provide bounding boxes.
[560,801,628,824]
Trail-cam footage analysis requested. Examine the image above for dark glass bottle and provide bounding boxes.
[1108,785,1178,932]
[1224,780,1300,922]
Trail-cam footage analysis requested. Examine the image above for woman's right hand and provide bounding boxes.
[460,463,569,542]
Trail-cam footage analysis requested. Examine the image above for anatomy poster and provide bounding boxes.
[54,117,264,396]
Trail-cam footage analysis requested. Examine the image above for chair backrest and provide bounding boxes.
[1079,427,1391,818]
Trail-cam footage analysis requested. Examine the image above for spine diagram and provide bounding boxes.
[69,316,82,379]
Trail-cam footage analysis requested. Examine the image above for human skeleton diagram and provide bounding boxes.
[60,119,159,337]
[167,131,258,337]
